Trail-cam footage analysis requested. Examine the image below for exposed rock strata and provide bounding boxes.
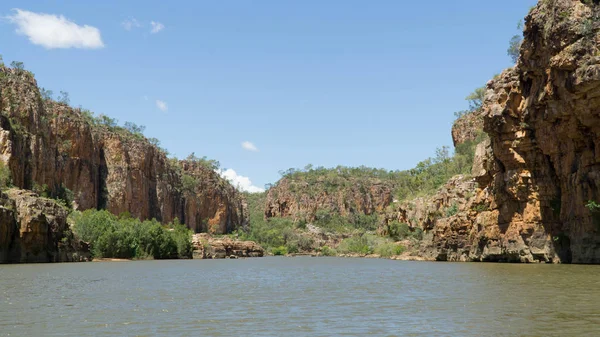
[192,233,264,259]
[386,0,600,263]
[0,67,246,235]
[0,188,89,263]
[480,0,600,263]
[265,176,393,221]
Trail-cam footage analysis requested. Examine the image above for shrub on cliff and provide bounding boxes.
[0,161,12,190]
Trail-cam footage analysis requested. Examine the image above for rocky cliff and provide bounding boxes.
[0,188,90,263]
[264,169,394,222]
[383,0,600,263]
[480,0,600,263]
[261,1,600,263]
[0,67,246,237]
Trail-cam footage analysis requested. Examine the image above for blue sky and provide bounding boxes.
[0,0,538,192]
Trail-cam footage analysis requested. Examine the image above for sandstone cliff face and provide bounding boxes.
[451,110,485,147]
[481,0,600,263]
[265,175,393,221]
[0,188,89,263]
[384,174,557,263]
[0,67,246,236]
[386,0,600,263]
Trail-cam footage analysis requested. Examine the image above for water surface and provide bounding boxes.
[1,257,599,336]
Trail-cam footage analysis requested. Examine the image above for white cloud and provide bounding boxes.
[150,21,164,34]
[7,9,104,49]
[219,169,264,193]
[122,18,140,31]
[242,141,258,152]
[155,100,168,112]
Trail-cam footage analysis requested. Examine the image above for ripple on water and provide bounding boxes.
[1,258,600,336]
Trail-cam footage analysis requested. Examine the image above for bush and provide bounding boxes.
[445,203,459,217]
[320,246,337,256]
[70,209,193,259]
[0,161,11,190]
[337,235,373,255]
[374,243,405,258]
[271,246,288,256]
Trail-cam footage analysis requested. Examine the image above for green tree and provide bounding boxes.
[507,35,522,63]
[123,121,146,136]
[507,20,524,64]
[40,88,54,101]
[58,91,70,105]
[10,61,24,71]
[466,87,486,110]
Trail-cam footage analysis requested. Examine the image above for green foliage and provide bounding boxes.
[52,184,74,209]
[586,200,600,212]
[337,236,372,255]
[123,121,145,137]
[474,204,489,212]
[70,209,193,259]
[508,35,522,63]
[0,54,3,67]
[453,110,470,119]
[320,246,337,256]
[466,87,486,111]
[374,242,405,258]
[445,203,459,217]
[40,88,54,101]
[57,91,70,105]
[96,114,118,128]
[148,137,161,147]
[0,161,11,190]
[185,152,220,171]
[10,61,24,71]
[271,246,288,256]
[32,183,51,198]
[337,234,403,256]
[386,221,423,241]
[181,173,199,193]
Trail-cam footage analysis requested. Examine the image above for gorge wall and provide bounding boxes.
[480,0,600,263]
[265,172,393,222]
[262,0,600,263]
[0,66,247,262]
[386,0,600,263]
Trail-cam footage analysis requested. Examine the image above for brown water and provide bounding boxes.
[1,257,599,336]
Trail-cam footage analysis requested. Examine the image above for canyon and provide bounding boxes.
[2,0,600,264]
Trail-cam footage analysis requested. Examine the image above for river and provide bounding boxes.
[1,257,599,336]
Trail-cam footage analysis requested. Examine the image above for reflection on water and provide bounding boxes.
[1,258,600,336]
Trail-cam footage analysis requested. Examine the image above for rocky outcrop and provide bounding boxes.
[384,175,557,263]
[451,110,485,146]
[265,173,393,221]
[191,233,264,259]
[0,67,246,235]
[0,188,90,263]
[480,0,600,263]
[386,0,600,263]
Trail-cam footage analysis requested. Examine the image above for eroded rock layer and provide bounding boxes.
[0,67,246,238]
[0,188,89,263]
